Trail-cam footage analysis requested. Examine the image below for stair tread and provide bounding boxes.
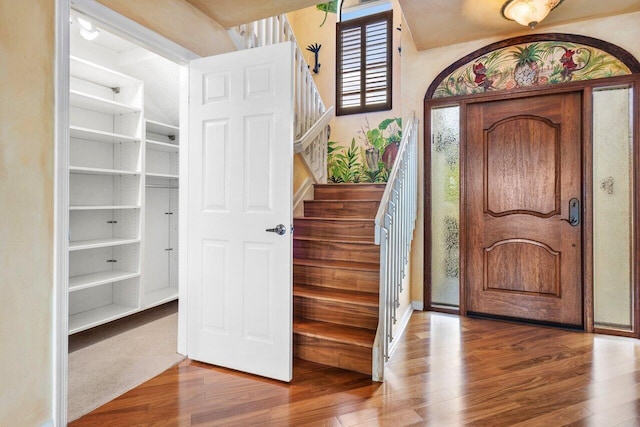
[293,258,380,272]
[293,235,375,245]
[294,284,378,306]
[314,183,385,189]
[294,217,374,222]
[293,319,376,348]
[305,199,382,203]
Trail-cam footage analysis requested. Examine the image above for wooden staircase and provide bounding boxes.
[293,183,385,375]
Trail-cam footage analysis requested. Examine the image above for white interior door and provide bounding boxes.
[186,42,294,381]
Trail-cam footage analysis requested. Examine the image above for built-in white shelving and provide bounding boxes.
[71,55,140,88]
[146,119,179,136]
[69,166,141,176]
[144,119,180,309]
[146,172,179,179]
[146,140,179,152]
[68,55,145,334]
[69,205,140,211]
[68,48,182,333]
[70,126,140,144]
[69,270,141,292]
[69,304,139,334]
[68,21,183,333]
[143,287,179,309]
[69,238,141,251]
[70,90,142,115]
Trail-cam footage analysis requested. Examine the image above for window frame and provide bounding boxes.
[335,9,393,116]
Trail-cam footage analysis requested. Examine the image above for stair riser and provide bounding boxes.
[294,335,372,375]
[294,240,379,263]
[304,201,380,219]
[294,297,378,330]
[293,265,379,293]
[314,185,385,201]
[293,219,375,241]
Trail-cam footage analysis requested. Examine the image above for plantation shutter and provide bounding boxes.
[336,10,393,116]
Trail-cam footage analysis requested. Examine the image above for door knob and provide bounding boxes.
[265,224,286,235]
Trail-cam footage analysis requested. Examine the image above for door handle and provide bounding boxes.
[265,224,287,235]
[561,198,580,226]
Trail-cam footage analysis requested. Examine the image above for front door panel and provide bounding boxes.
[466,93,582,326]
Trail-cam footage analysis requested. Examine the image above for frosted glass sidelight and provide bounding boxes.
[431,106,460,308]
[593,87,634,331]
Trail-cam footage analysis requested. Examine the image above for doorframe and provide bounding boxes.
[423,74,640,336]
[54,1,200,425]
[53,1,70,424]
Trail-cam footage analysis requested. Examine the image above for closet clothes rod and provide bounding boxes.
[146,184,179,189]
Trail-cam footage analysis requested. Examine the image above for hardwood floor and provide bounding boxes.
[70,312,640,426]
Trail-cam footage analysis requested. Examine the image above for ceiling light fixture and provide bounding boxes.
[501,0,564,29]
[76,17,100,41]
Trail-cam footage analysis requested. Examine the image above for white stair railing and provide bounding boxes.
[230,15,333,183]
[372,113,419,382]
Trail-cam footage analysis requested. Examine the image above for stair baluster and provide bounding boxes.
[230,14,333,184]
[373,113,419,381]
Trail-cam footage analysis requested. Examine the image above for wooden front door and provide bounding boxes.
[465,92,583,326]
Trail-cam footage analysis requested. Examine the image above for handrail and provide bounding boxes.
[374,112,417,244]
[294,107,334,154]
[372,112,419,381]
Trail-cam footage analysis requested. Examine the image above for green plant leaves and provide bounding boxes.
[327,117,402,183]
[328,139,362,183]
[316,1,338,27]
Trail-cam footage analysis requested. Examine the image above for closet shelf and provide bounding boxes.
[71,56,141,89]
[70,166,141,176]
[147,140,179,152]
[69,304,139,334]
[71,90,142,115]
[69,238,141,251]
[146,172,179,179]
[69,270,140,292]
[70,126,140,144]
[143,288,179,309]
[70,205,141,211]
[146,119,179,136]
[68,26,181,336]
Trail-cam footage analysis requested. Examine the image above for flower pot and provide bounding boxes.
[382,142,399,169]
[365,148,380,171]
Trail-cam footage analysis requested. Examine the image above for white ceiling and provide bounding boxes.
[71,13,181,126]
[184,0,322,28]
[397,0,640,50]
[181,0,640,50]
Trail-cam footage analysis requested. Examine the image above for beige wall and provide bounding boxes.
[0,0,55,425]
[97,0,235,56]
[288,2,404,152]
[0,1,238,424]
[403,11,640,304]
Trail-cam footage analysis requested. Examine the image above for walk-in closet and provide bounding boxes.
[67,10,183,419]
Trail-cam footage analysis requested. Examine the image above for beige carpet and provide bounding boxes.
[68,301,185,421]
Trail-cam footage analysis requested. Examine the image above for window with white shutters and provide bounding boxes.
[336,10,392,116]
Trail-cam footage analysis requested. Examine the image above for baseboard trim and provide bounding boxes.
[293,177,314,217]
[411,300,424,311]
[388,305,414,358]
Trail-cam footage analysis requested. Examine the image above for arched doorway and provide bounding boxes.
[423,33,640,335]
